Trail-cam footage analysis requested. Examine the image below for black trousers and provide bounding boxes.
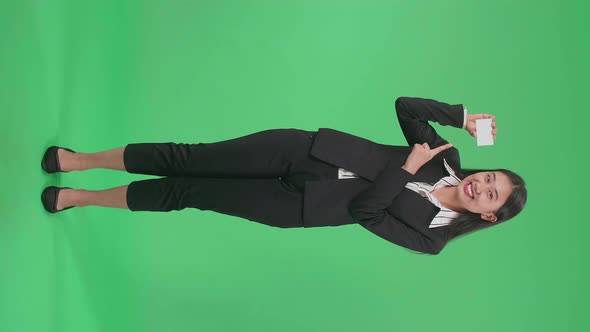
[124,129,339,228]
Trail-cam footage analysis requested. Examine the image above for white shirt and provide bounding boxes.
[404,158,462,228]
[337,108,468,228]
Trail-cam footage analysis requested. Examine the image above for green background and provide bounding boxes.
[1,0,587,331]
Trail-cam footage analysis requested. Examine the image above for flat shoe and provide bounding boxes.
[41,146,76,173]
[41,186,74,213]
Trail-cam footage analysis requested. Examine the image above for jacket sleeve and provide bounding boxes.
[395,97,466,149]
[348,159,444,255]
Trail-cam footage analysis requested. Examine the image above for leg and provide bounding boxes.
[123,129,314,178]
[56,185,129,210]
[58,129,313,175]
[126,177,304,228]
[56,177,303,227]
[57,147,126,172]
[59,129,313,176]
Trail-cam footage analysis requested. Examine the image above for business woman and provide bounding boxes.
[41,97,527,255]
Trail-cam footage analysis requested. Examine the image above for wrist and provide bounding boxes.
[401,164,417,175]
[462,107,468,129]
[465,114,473,131]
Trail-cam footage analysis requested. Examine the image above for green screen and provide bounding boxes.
[1,0,587,331]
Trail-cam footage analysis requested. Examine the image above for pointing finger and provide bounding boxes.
[434,143,453,153]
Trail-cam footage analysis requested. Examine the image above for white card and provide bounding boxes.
[476,119,494,146]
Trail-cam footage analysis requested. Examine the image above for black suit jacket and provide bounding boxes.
[302,97,466,255]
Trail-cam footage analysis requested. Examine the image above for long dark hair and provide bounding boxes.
[447,168,528,242]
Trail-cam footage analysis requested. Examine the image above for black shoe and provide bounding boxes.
[41,146,76,173]
[41,186,74,213]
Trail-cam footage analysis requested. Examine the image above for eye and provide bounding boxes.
[489,192,493,199]
[487,174,490,182]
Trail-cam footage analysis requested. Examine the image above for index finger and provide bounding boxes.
[433,143,454,154]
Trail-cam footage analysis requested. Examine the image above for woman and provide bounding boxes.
[41,97,527,255]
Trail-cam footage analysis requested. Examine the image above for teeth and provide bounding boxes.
[468,183,473,198]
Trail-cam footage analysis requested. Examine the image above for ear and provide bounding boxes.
[480,213,498,222]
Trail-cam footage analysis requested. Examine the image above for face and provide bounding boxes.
[457,171,513,222]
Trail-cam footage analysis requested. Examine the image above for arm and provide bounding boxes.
[395,97,467,149]
[348,159,443,255]
[348,97,463,255]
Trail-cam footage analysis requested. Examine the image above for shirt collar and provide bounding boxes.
[443,158,461,183]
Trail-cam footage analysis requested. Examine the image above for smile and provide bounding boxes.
[464,182,474,199]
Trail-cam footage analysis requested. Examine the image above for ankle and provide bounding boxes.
[56,188,80,210]
[73,189,89,207]
[58,149,82,172]
[73,153,88,171]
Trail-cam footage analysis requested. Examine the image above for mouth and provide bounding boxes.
[464,182,474,199]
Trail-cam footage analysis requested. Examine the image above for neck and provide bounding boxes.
[435,186,467,213]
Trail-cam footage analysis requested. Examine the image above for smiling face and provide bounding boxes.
[457,171,513,221]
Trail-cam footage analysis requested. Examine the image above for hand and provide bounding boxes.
[465,114,497,140]
[402,143,454,175]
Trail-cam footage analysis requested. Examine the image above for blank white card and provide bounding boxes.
[476,119,494,146]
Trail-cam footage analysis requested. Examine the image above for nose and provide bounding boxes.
[476,182,492,197]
